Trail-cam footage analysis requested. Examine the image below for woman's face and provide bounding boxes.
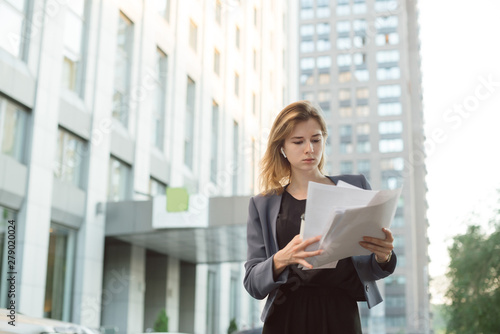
[282,118,325,172]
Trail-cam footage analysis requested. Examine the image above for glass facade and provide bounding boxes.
[62,0,88,95]
[113,12,134,127]
[0,0,29,59]
[44,223,76,321]
[107,156,131,201]
[53,127,87,188]
[0,95,28,163]
[152,47,168,150]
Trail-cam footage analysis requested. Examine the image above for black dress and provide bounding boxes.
[262,190,364,334]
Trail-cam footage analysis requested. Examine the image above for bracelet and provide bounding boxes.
[377,251,392,264]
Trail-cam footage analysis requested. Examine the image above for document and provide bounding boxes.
[300,180,402,269]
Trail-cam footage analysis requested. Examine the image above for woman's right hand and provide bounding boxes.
[273,234,323,278]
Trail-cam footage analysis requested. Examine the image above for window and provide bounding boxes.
[357,140,370,153]
[318,73,330,84]
[300,73,314,86]
[339,89,351,101]
[353,35,366,48]
[301,40,314,53]
[302,91,315,101]
[375,0,398,12]
[379,120,403,134]
[353,19,366,32]
[339,107,352,118]
[317,56,331,69]
[317,6,330,18]
[54,128,86,188]
[149,177,167,196]
[379,139,404,153]
[318,90,331,102]
[336,21,351,33]
[300,0,313,8]
[336,37,351,50]
[235,26,240,49]
[385,275,406,287]
[113,12,133,128]
[376,32,399,45]
[0,95,28,163]
[234,72,239,96]
[300,8,314,19]
[62,0,87,95]
[0,0,29,59]
[356,87,369,99]
[185,77,196,169]
[356,123,370,135]
[340,124,352,136]
[336,5,350,16]
[340,143,353,154]
[353,1,366,14]
[317,39,330,52]
[337,54,351,67]
[214,48,220,75]
[300,24,314,36]
[357,160,370,179]
[108,156,131,201]
[376,50,400,64]
[189,20,198,51]
[340,161,353,174]
[356,105,369,117]
[215,0,222,24]
[381,157,405,171]
[378,85,401,99]
[44,224,76,321]
[378,102,402,115]
[300,57,314,70]
[210,101,219,183]
[375,16,398,31]
[354,69,369,82]
[153,0,171,21]
[385,295,406,308]
[353,53,366,66]
[152,47,168,149]
[339,71,352,83]
[317,22,330,35]
[377,67,400,80]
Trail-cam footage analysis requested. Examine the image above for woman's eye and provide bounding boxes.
[312,139,321,143]
[293,142,303,145]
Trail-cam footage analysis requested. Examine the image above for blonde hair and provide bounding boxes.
[259,100,328,196]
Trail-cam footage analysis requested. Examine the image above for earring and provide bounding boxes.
[281,147,287,158]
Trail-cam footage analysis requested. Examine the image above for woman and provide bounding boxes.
[243,101,396,333]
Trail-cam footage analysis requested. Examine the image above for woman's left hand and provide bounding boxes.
[359,228,394,263]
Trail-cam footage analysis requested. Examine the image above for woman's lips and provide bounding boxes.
[303,158,315,163]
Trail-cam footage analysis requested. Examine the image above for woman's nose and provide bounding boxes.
[305,141,314,153]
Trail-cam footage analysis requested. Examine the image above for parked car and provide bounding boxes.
[0,308,101,334]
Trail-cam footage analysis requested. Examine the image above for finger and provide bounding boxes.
[361,236,392,248]
[297,259,314,269]
[359,241,393,254]
[295,235,321,251]
[298,249,324,259]
[382,228,394,241]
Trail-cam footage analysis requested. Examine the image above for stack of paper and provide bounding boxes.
[300,180,402,269]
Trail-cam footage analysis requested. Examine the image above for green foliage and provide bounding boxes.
[227,318,238,334]
[154,309,168,332]
[445,222,500,334]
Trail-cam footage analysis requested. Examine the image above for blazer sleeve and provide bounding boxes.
[243,196,289,300]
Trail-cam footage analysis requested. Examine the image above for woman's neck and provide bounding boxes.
[287,169,332,195]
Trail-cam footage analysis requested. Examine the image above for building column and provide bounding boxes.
[166,256,180,332]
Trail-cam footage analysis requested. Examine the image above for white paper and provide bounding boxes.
[301,181,402,269]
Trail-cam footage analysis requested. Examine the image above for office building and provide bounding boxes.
[297,0,430,333]
[0,0,297,332]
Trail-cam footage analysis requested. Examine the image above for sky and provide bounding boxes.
[418,0,500,303]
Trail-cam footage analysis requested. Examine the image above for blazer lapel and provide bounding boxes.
[267,192,282,254]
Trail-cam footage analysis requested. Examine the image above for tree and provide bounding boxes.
[227,318,238,334]
[445,219,500,334]
[154,309,169,332]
